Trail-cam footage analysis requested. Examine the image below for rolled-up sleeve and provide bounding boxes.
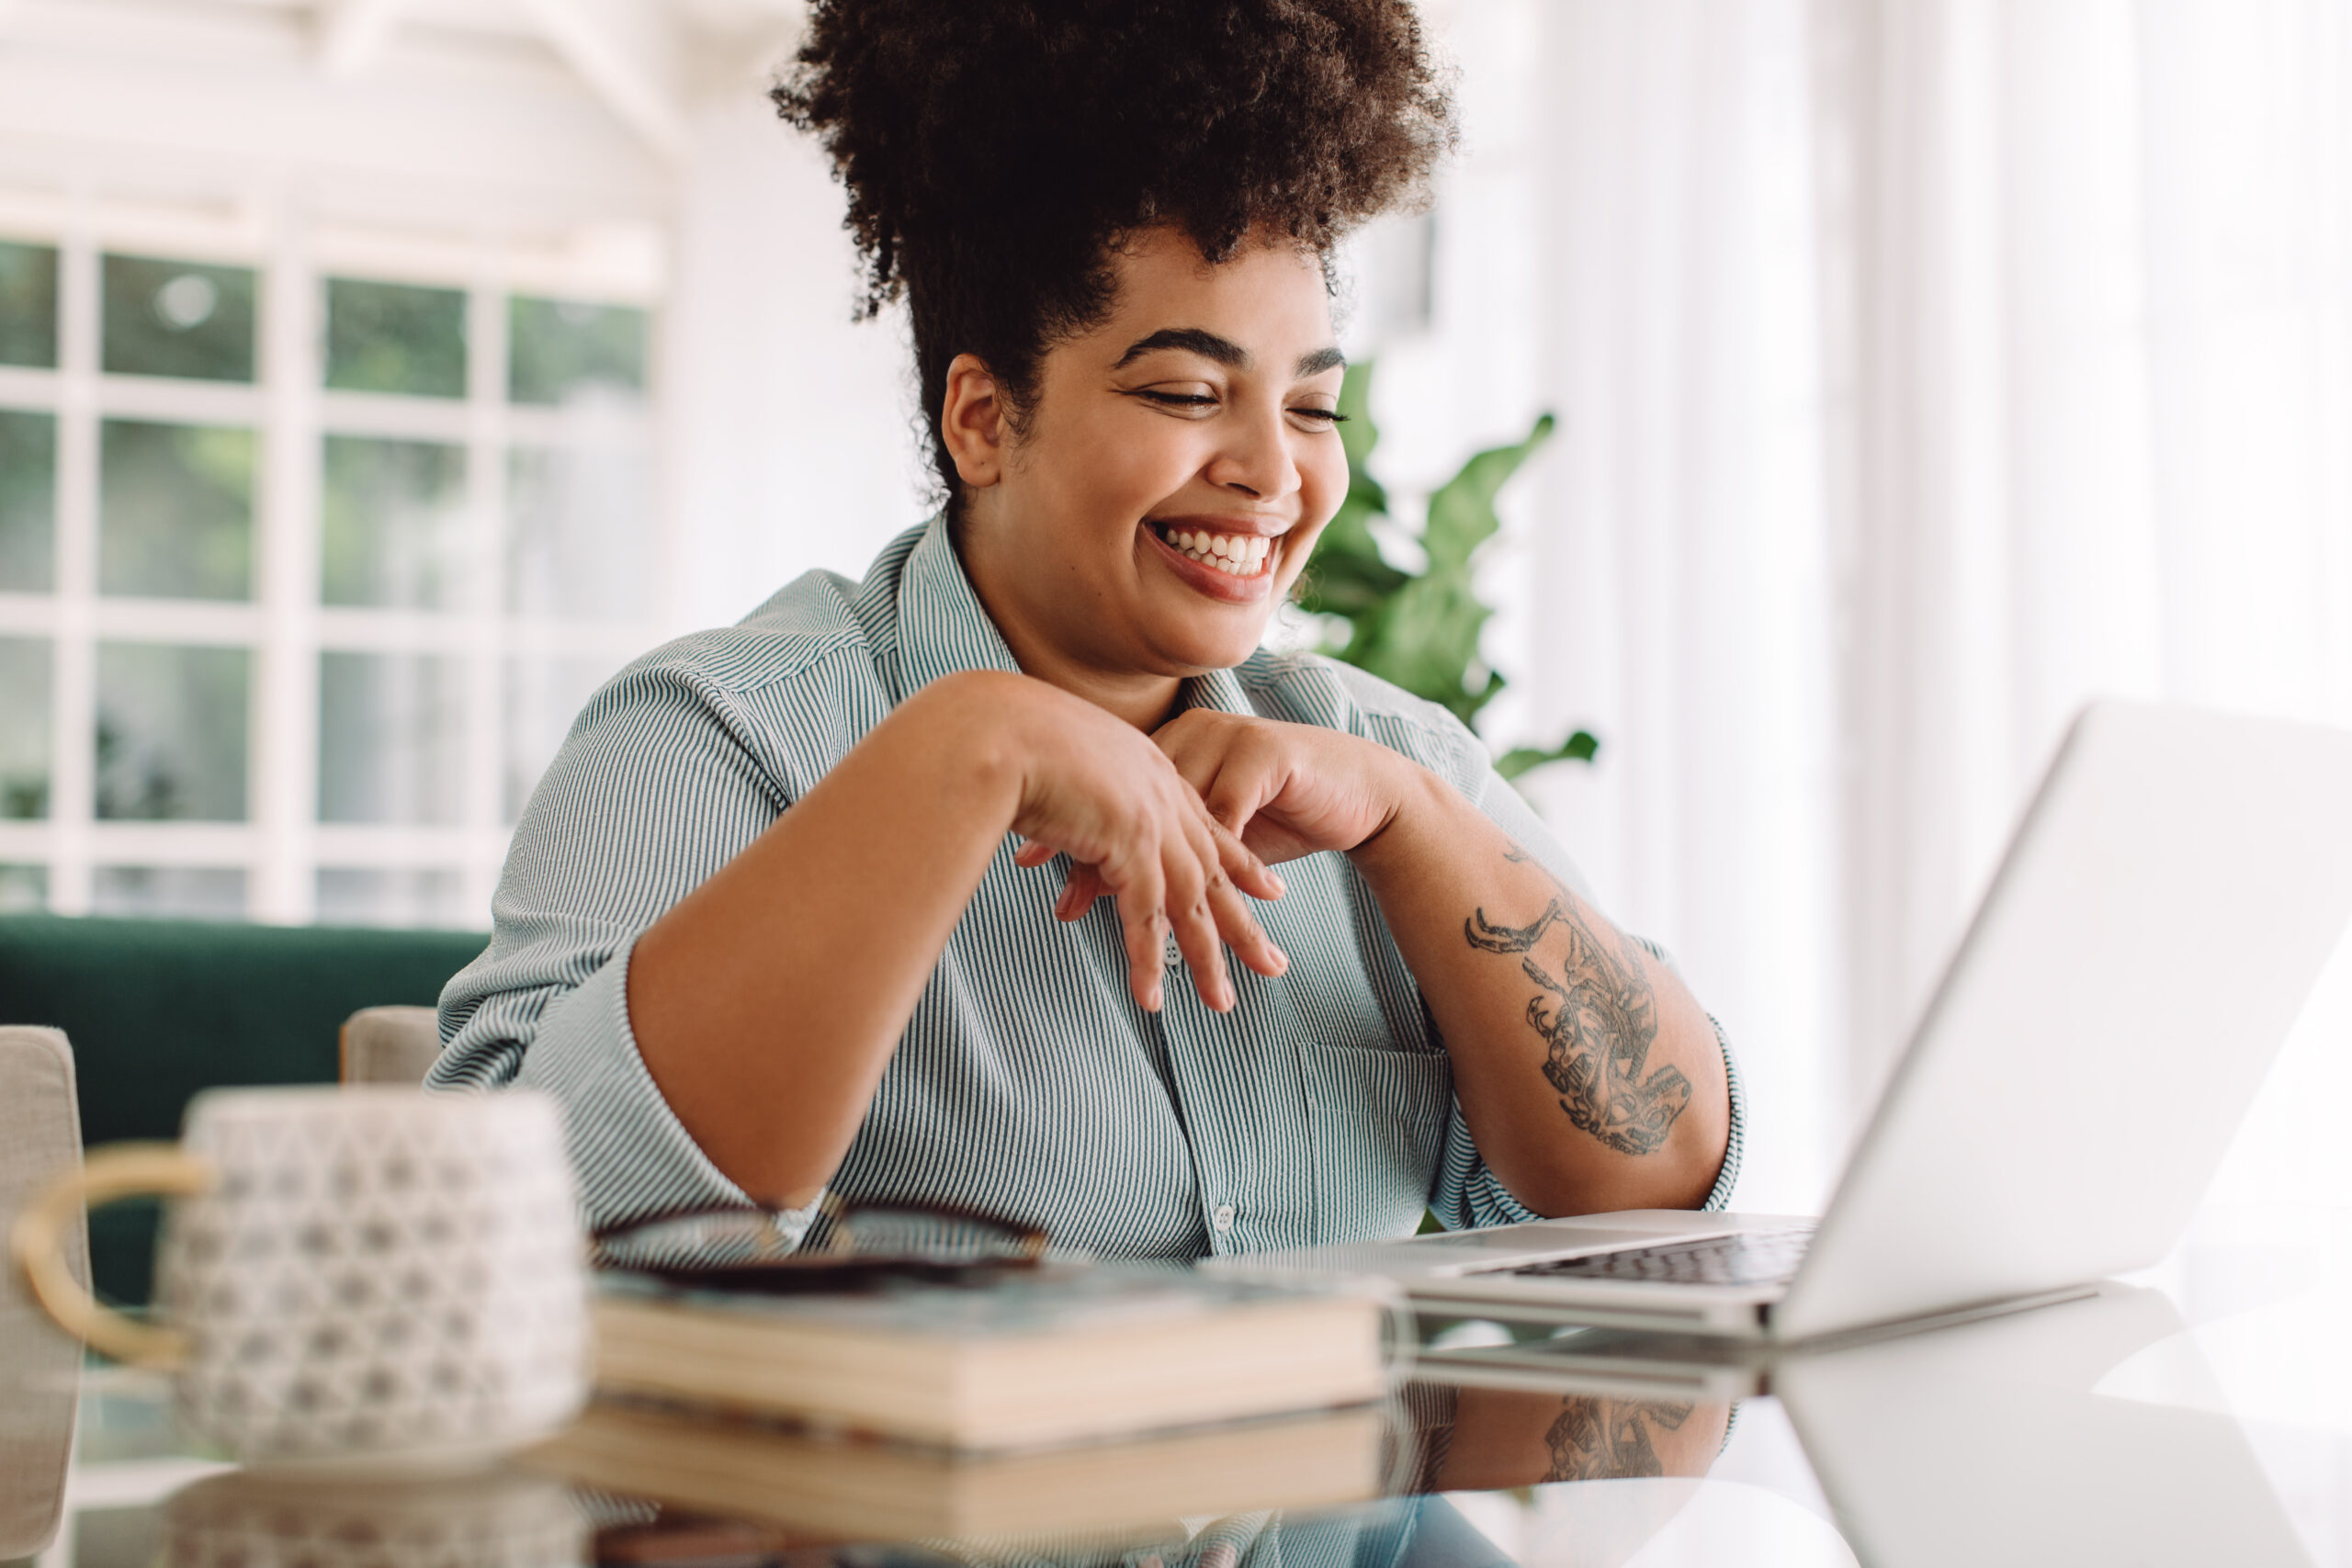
[429,652,827,1244]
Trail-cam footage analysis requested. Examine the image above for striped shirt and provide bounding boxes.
[433,515,1743,1255]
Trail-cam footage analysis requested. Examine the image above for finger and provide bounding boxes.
[1208,811,1287,902]
[1165,831,1233,1012]
[1206,856,1288,979]
[1054,861,1107,920]
[1012,839,1057,869]
[1201,766,1275,840]
[1108,850,1168,1012]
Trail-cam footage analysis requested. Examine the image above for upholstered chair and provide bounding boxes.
[0,1025,87,1557]
[338,1005,445,1087]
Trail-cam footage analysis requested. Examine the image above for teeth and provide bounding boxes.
[1159,525,1278,577]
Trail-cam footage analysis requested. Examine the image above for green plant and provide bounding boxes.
[1296,362,1598,781]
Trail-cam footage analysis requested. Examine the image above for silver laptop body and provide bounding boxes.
[1205,700,2352,1342]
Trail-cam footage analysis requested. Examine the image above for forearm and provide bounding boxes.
[1350,766,1731,1215]
[627,670,1028,1208]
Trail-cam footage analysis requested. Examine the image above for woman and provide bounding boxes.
[435,0,1740,1255]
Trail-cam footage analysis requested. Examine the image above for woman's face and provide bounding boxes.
[953,228,1351,686]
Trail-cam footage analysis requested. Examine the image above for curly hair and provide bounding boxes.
[774,0,1454,512]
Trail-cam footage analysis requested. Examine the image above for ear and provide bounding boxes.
[941,353,1008,489]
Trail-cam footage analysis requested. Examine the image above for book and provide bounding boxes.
[589,1260,1394,1450]
[527,1397,1391,1541]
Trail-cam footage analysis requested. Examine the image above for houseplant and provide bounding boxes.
[1295,363,1598,780]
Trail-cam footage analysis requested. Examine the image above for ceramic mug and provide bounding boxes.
[10,1086,590,1470]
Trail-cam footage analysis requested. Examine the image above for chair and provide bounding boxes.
[0,1025,87,1558]
[0,914,488,1304]
[339,1005,445,1087]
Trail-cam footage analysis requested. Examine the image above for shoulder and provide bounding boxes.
[1232,649,1490,798]
[546,525,929,797]
[586,524,925,716]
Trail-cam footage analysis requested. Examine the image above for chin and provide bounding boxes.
[1154,620,1271,675]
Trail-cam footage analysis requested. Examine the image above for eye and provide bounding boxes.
[1131,389,1219,412]
[1289,404,1346,428]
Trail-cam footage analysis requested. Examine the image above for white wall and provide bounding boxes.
[662,93,925,634]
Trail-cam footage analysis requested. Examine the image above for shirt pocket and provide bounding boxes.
[1294,1039,1453,1244]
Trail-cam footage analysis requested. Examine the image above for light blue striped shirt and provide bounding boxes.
[434,516,1742,1254]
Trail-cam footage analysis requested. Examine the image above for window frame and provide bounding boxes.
[0,196,664,926]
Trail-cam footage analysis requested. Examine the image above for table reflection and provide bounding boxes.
[41,1260,2352,1568]
[163,1470,589,1568]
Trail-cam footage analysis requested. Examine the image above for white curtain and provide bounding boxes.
[1374,0,2352,1209]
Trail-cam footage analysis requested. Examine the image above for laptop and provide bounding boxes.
[1205,700,2352,1342]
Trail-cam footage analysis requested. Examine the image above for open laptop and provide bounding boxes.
[1205,700,2352,1342]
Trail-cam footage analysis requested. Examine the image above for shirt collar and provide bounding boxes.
[892,513,1023,701]
[889,512,1264,722]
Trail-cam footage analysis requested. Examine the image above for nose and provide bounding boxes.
[1204,399,1299,503]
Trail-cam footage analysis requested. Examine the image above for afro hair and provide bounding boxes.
[774,0,1455,510]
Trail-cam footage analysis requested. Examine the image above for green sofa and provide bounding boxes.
[0,915,488,1305]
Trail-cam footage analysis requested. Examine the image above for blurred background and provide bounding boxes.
[2,0,2350,1211]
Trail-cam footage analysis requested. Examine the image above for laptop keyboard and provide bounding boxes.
[1488,1225,1816,1288]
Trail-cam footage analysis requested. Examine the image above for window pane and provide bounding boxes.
[96,642,249,821]
[317,651,464,825]
[503,655,616,821]
[505,444,654,618]
[0,637,49,819]
[0,240,58,368]
[91,866,245,920]
[321,436,466,609]
[99,420,254,601]
[0,864,45,913]
[508,296,646,406]
[0,408,53,592]
[316,868,469,929]
[102,254,256,382]
[325,277,466,399]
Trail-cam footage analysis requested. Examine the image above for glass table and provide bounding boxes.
[18,1204,2352,1568]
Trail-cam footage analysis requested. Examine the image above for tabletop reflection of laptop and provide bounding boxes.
[1417,1283,2313,1568]
[1207,701,2352,1343]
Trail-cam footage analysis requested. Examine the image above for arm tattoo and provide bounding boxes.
[1465,851,1691,1155]
[1544,1398,1692,1482]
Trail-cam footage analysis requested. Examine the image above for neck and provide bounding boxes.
[953,513,1184,732]
[1002,635,1184,732]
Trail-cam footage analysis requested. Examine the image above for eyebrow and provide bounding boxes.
[1295,344,1347,378]
[1112,327,1348,380]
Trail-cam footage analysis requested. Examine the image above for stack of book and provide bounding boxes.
[526,1260,1398,1540]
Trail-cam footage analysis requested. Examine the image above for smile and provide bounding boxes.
[1148,522,1275,579]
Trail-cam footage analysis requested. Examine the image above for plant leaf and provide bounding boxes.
[1423,412,1556,573]
[1338,361,1384,507]
[1496,728,1600,780]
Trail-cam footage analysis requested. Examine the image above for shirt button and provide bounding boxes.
[1212,1204,1236,1234]
[1163,932,1182,966]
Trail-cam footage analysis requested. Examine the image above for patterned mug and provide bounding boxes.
[10,1086,589,1470]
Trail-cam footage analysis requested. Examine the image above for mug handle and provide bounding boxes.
[9,1143,215,1367]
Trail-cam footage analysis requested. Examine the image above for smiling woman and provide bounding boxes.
[432,0,1741,1258]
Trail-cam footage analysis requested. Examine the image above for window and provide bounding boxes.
[0,225,659,926]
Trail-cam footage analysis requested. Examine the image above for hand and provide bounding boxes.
[987,676,1289,1013]
[1033,709,1410,938]
[1152,709,1409,864]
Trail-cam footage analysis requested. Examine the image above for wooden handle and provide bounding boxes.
[10,1143,214,1367]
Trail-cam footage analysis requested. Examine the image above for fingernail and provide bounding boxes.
[1269,870,1286,896]
[1147,983,1163,1012]
[1271,946,1289,975]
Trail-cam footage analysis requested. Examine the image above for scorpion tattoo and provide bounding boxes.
[1464,852,1691,1156]
[1544,1397,1694,1482]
